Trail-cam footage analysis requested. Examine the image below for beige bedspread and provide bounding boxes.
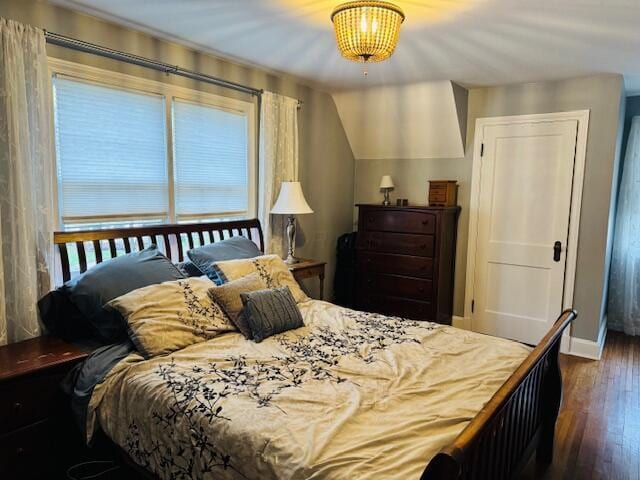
[88,300,530,480]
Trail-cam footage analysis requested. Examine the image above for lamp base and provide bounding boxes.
[284,215,299,264]
[284,254,300,265]
[382,188,391,206]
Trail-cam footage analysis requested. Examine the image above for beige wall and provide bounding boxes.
[333,81,466,160]
[0,0,355,299]
[355,74,625,342]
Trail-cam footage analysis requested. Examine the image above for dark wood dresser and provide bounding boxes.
[355,204,460,324]
[0,336,88,479]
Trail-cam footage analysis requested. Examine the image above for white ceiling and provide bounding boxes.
[52,0,640,93]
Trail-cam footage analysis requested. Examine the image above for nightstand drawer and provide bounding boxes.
[0,367,66,434]
[0,420,53,480]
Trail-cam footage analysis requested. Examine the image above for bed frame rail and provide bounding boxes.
[422,309,576,480]
[53,219,264,284]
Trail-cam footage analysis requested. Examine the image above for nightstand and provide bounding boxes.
[0,336,88,479]
[289,258,326,299]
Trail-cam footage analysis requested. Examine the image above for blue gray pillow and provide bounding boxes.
[187,236,262,284]
[239,286,304,342]
[175,260,204,277]
[64,245,185,342]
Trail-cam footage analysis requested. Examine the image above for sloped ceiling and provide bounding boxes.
[51,0,640,91]
[333,81,467,159]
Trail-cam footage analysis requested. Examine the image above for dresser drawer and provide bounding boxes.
[361,272,433,301]
[0,368,66,434]
[358,252,433,279]
[0,420,53,479]
[358,231,434,257]
[358,294,434,321]
[362,209,436,235]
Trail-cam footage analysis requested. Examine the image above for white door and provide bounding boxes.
[471,120,578,344]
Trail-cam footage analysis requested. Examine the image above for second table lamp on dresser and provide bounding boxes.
[271,181,314,264]
[379,175,394,206]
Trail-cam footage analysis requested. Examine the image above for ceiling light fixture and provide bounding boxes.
[331,1,405,64]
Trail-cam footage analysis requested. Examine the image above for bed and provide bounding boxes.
[52,219,576,480]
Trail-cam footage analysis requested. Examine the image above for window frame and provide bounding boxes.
[48,57,257,229]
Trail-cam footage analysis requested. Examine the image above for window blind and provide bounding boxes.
[172,99,249,219]
[53,76,168,221]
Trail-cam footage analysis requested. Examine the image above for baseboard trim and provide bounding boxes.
[568,319,607,360]
[452,315,471,330]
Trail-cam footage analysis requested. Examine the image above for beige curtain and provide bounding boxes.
[258,91,299,255]
[0,18,56,345]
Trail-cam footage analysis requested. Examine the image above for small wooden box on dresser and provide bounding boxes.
[355,204,461,325]
[0,336,88,479]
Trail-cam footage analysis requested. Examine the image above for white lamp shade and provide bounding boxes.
[271,182,314,215]
[379,175,395,189]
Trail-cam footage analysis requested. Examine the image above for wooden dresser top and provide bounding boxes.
[356,204,460,211]
[0,336,89,382]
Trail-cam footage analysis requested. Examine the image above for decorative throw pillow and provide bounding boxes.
[207,273,267,339]
[65,245,185,343]
[187,236,262,284]
[175,260,204,278]
[209,254,308,303]
[106,277,236,358]
[240,286,304,342]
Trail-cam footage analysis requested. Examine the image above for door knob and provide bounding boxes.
[553,241,562,262]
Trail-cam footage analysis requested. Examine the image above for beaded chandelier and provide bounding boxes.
[331,1,405,63]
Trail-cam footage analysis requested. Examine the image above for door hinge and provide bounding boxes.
[480,143,484,157]
[471,299,475,313]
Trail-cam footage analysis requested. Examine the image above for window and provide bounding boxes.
[173,99,249,219]
[53,77,169,223]
[50,59,256,229]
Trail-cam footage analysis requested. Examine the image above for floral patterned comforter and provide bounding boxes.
[88,300,530,480]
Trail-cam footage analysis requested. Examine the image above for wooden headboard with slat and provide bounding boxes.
[53,219,264,285]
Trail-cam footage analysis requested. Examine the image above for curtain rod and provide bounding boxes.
[44,30,264,97]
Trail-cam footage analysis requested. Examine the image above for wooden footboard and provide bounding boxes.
[422,309,577,480]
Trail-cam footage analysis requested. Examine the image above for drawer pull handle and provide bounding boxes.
[422,220,429,225]
[13,401,22,411]
[16,447,25,456]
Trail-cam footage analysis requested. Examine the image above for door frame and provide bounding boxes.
[463,110,590,350]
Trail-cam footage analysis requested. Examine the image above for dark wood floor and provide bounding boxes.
[519,331,640,480]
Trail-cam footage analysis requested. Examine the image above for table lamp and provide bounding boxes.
[380,175,394,206]
[271,181,314,264]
